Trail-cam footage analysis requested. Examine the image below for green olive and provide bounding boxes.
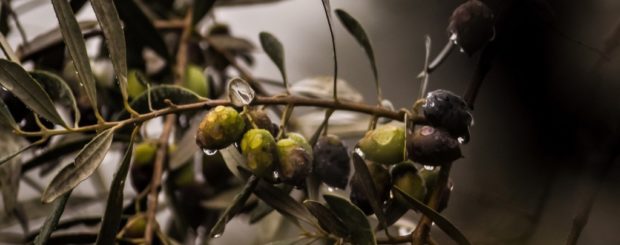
[241,129,277,177]
[196,106,246,150]
[358,125,406,165]
[392,162,426,202]
[120,214,147,239]
[183,64,209,98]
[127,70,147,99]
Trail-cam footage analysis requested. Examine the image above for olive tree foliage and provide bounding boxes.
[0,0,494,244]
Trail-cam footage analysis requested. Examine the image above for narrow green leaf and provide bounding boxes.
[0,98,17,130]
[95,131,136,245]
[114,0,171,62]
[394,187,471,245]
[323,194,376,245]
[0,32,19,63]
[209,175,259,238]
[351,152,388,229]
[116,85,201,119]
[21,134,94,174]
[0,59,67,127]
[193,0,217,25]
[219,145,247,179]
[335,9,380,100]
[249,185,294,224]
[0,128,23,213]
[33,191,72,245]
[90,0,129,104]
[30,71,80,127]
[52,0,100,116]
[42,128,115,203]
[253,181,315,225]
[303,200,348,237]
[259,32,287,88]
[16,21,100,62]
[169,114,202,170]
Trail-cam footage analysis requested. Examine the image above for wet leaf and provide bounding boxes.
[169,113,202,170]
[0,97,17,130]
[323,194,376,245]
[259,32,287,86]
[351,152,387,229]
[33,191,71,245]
[95,131,136,245]
[249,185,294,224]
[227,77,255,107]
[90,0,129,104]
[21,134,94,174]
[219,145,247,179]
[116,85,202,119]
[254,180,315,225]
[30,71,80,126]
[335,9,380,99]
[393,187,471,245]
[114,0,171,62]
[0,60,67,127]
[52,0,99,115]
[42,128,115,203]
[209,175,259,238]
[303,200,348,237]
[193,0,217,25]
[0,32,19,63]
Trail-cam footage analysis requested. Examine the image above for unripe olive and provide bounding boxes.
[244,109,277,135]
[120,214,147,239]
[422,89,472,143]
[358,125,406,165]
[196,106,246,150]
[276,134,313,187]
[313,135,351,189]
[419,169,452,212]
[240,129,277,177]
[183,64,209,98]
[127,70,147,99]
[130,141,175,193]
[448,0,494,55]
[349,162,391,215]
[391,162,426,202]
[407,126,462,166]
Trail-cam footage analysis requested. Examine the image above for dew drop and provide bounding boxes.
[354,147,365,158]
[459,48,465,53]
[398,226,412,236]
[211,233,222,238]
[327,187,335,192]
[203,148,218,156]
[272,171,280,180]
[423,165,435,171]
[457,137,465,144]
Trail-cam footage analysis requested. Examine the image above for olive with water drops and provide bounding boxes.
[392,162,427,202]
[448,0,495,55]
[240,129,277,177]
[358,124,406,165]
[313,134,351,189]
[276,133,313,187]
[422,89,473,143]
[349,161,391,215]
[196,106,246,151]
[407,125,462,166]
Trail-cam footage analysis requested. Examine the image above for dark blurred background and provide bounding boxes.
[215,0,620,244]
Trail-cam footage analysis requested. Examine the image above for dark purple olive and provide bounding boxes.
[448,0,495,55]
[407,126,462,166]
[313,135,351,189]
[422,89,472,143]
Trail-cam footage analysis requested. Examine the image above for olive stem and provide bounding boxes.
[277,103,295,139]
[411,162,453,245]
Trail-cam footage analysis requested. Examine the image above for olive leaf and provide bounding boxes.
[33,191,72,245]
[95,131,135,245]
[42,128,115,203]
[0,59,67,127]
[29,70,80,127]
[21,134,94,174]
[90,0,130,105]
[51,0,100,117]
[323,194,376,245]
[218,145,247,179]
[116,85,202,119]
[335,9,381,102]
[0,97,17,130]
[193,0,217,25]
[303,200,348,237]
[393,187,471,245]
[210,175,259,238]
[0,128,23,214]
[351,151,388,230]
[253,181,315,225]
[114,0,171,62]
[259,32,288,90]
[16,21,100,62]
[169,113,203,170]
[249,185,294,224]
[0,32,19,63]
